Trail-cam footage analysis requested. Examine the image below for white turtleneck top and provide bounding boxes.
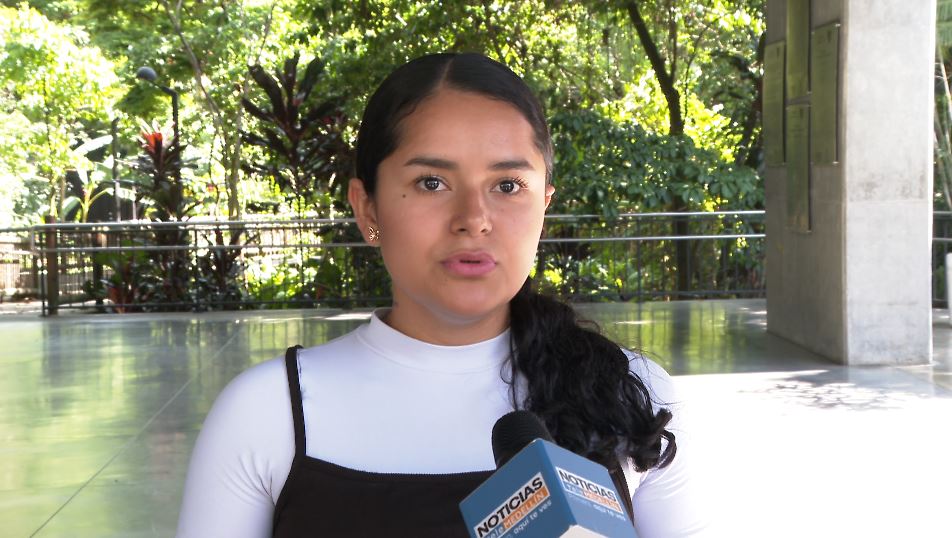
[176,311,707,537]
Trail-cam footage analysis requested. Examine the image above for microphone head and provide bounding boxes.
[491,410,554,468]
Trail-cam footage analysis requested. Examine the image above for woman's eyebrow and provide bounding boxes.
[404,156,456,169]
[489,159,534,171]
[403,156,534,171]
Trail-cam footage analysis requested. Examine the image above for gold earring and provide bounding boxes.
[367,226,380,242]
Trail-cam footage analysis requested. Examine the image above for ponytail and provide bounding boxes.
[507,279,676,472]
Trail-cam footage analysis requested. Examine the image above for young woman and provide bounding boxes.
[177,52,706,537]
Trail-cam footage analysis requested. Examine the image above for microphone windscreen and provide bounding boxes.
[491,411,554,468]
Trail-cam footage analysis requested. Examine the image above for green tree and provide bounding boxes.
[0,5,120,221]
[296,1,627,119]
[33,0,306,219]
[152,0,289,219]
[578,0,765,290]
[936,0,952,210]
[0,109,40,227]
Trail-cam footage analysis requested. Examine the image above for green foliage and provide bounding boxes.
[940,0,952,48]
[241,53,353,213]
[298,1,642,119]
[581,0,765,163]
[532,216,764,302]
[937,2,952,211]
[192,227,257,310]
[297,0,764,215]
[0,109,41,227]
[61,135,115,222]
[243,253,330,308]
[0,4,120,219]
[549,109,762,217]
[12,1,772,309]
[84,238,156,312]
[84,226,261,312]
[2,0,766,225]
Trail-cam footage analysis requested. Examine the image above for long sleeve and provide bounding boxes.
[176,358,295,538]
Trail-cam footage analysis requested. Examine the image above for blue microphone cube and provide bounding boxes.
[460,439,637,537]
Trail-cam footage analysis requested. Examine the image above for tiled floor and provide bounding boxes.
[2,300,950,537]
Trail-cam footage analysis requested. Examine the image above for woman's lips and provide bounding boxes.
[441,252,497,277]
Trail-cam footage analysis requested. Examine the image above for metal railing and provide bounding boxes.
[0,228,38,301]
[10,208,949,313]
[536,211,765,301]
[932,211,952,306]
[5,211,768,315]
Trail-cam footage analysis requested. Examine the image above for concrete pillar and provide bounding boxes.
[765,0,934,365]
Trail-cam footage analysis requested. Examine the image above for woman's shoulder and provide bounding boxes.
[621,349,681,410]
[215,352,289,407]
[219,328,364,402]
[199,354,292,454]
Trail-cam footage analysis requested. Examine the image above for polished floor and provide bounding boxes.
[2,300,951,537]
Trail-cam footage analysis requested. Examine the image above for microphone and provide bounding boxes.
[460,411,638,538]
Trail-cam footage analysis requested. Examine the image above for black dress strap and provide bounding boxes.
[284,345,306,456]
[610,462,636,524]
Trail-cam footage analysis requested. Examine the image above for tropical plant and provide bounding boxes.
[83,238,156,313]
[11,0,772,310]
[133,129,198,222]
[63,170,111,223]
[62,134,115,222]
[193,227,258,310]
[241,52,353,216]
[131,128,197,308]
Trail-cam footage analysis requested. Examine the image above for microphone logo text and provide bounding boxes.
[555,467,625,514]
[473,473,550,538]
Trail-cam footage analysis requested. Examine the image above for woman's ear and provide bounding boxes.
[544,184,556,210]
[348,178,379,243]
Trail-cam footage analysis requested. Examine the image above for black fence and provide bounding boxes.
[8,211,768,315]
[933,211,952,307]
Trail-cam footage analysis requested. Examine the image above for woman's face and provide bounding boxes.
[350,88,554,343]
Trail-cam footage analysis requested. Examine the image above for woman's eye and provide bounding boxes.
[417,176,446,191]
[493,179,525,194]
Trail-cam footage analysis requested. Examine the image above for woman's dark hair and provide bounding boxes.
[355,52,675,473]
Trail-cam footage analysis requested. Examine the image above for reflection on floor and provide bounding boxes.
[2,300,950,537]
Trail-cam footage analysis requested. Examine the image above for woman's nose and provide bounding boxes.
[450,188,492,236]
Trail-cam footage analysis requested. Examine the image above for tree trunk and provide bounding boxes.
[56,175,66,220]
[625,1,690,294]
[224,131,242,219]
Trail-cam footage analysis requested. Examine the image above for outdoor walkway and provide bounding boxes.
[2,300,950,537]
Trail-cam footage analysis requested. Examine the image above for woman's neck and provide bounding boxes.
[381,300,509,346]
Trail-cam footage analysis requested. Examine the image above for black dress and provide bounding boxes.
[271,346,633,536]
[272,346,492,537]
